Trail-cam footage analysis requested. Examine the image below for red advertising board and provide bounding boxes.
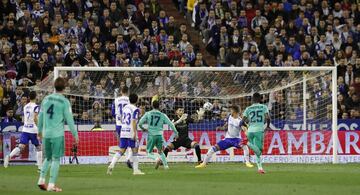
[64,130,360,156]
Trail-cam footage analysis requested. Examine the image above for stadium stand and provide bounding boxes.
[0,0,359,125]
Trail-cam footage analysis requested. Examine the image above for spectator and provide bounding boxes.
[130,76,144,94]
[30,60,50,81]
[344,65,355,86]
[2,108,16,122]
[271,92,287,120]
[155,71,171,94]
[79,111,91,123]
[88,101,103,122]
[156,51,170,67]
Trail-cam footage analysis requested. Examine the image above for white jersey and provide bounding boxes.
[114,96,130,126]
[22,102,40,134]
[225,115,243,138]
[120,104,140,138]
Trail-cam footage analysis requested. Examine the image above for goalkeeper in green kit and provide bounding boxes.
[242,92,270,174]
[138,98,178,169]
[37,78,79,192]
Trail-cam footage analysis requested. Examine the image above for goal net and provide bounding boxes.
[32,67,340,164]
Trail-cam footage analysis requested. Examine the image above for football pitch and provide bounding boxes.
[1,163,359,195]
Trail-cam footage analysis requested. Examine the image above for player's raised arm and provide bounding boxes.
[64,99,78,142]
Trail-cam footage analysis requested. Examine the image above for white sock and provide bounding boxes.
[126,149,132,161]
[9,147,21,158]
[257,156,263,170]
[109,152,122,168]
[36,151,43,169]
[38,177,45,185]
[242,145,250,163]
[203,147,216,164]
[48,183,54,190]
[132,154,139,172]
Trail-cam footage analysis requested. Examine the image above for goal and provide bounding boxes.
[33,66,340,164]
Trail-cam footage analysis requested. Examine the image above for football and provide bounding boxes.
[203,102,213,111]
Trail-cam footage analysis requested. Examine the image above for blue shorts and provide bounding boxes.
[115,125,121,137]
[20,132,40,147]
[217,138,241,150]
[119,138,137,149]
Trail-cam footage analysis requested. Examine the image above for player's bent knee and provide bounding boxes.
[119,148,126,154]
[131,148,139,153]
[167,143,174,150]
[18,144,26,151]
[191,142,199,148]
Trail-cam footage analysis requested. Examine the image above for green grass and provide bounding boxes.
[1,163,360,195]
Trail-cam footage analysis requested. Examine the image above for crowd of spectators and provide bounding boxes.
[185,0,360,119]
[0,0,359,126]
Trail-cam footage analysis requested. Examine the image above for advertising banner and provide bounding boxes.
[62,130,360,164]
[2,132,37,162]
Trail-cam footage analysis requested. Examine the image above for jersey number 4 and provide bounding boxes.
[47,104,54,119]
[249,110,263,123]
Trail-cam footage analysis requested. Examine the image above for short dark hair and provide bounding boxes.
[129,93,138,104]
[230,105,240,113]
[29,91,37,100]
[175,105,184,111]
[253,92,262,103]
[121,86,129,94]
[152,100,160,109]
[54,77,66,92]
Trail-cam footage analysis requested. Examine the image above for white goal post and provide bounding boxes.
[53,66,338,164]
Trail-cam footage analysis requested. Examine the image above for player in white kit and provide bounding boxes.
[108,93,144,175]
[196,105,253,168]
[111,86,133,168]
[4,91,43,170]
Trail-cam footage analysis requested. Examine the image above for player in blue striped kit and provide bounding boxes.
[4,91,42,170]
[196,105,253,168]
[111,86,133,168]
[108,93,144,175]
